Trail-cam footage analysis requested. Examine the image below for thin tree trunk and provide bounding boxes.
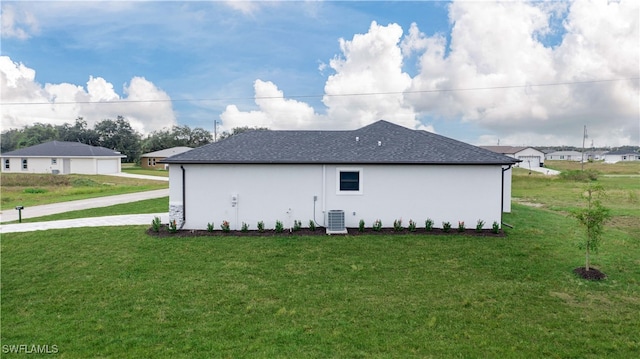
[585,242,590,271]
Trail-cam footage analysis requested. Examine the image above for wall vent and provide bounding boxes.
[326,210,347,234]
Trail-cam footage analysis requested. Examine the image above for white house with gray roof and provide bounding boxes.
[480,146,545,169]
[1,141,125,175]
[603,149,640,163]
[162,121,519,232]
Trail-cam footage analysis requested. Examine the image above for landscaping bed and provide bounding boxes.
[147,226,505,237]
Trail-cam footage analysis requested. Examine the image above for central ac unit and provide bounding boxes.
[326,210,347,234]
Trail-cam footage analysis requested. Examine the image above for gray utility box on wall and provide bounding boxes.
[326,210,347,234]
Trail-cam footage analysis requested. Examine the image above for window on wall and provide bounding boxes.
[337,168,363,194]
[22,158,28,170]
[51,158,57,165]
[152,158,156,166]
[4,159,9,170]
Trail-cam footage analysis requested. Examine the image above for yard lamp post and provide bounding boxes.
[15,205,24,223]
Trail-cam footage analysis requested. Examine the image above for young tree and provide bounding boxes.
[571,185,611,272]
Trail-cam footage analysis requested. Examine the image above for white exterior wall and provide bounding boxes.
[1,156,121,174]
[170,163,508,231]
[515,148,544,168]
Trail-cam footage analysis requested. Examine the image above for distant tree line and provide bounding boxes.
[1,116,214,163]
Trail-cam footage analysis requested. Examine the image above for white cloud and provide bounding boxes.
[220,0,638,146]
[1,4,39,39]
[405,0,639,146]
[222,21,420,131]
[0,56,176,134]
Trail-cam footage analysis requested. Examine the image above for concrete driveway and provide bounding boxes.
[0,188,169,223]
[1,213,169,233]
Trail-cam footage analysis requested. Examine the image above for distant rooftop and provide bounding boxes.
[142,147,193,158]
[1,141,126,158]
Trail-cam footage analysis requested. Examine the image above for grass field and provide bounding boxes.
[1,165,639,357]
[121,164,169,177]
[4,197,168,223]
[544,160,640,174]
[0,173,168,211]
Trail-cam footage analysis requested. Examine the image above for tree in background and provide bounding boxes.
[142,125,212,153]
[57,117,100,146]
[94,116,142,163]
[218,126,269,141]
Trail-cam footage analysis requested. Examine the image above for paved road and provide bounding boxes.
[0,188,169,223]
[1,213,169,234]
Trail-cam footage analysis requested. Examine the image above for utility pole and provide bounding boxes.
[581,125,587,171]
[213,120,218,142]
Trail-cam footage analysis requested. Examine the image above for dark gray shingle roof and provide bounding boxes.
[1,141,125,158]
[163,120,518,165]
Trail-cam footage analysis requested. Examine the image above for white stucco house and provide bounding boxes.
[545,150,584,161]
[603,149,640,163]
[162,121,519,232]
[1,141,126,175]
[480,146,545,169]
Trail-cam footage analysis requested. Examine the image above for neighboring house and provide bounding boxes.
[585,150,607,161]
[480,146,545,169]
[141,147,192,170]
[603,149,640,163]
[162,120,519,232]
[545,150,584,161]
[1,141,125,175]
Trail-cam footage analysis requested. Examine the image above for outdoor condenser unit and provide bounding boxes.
[326,210,347,234]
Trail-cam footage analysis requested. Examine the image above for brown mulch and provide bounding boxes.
[146,226,505,238]
[573,267,607,280]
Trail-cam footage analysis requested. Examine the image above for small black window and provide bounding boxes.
[22,158,28,170]
[4,159,9,169]
[51,158,57,165]
[340,171,360,191]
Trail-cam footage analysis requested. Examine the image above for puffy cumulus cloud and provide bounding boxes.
[1,56,176,134]
[404,0,639,146]
[1,4,39,40]
[220,80,318,131]
[221,21,422,131]
[221,0,637,146]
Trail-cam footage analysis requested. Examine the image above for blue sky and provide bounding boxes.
[1,1,638,147]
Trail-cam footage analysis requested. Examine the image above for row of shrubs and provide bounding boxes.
[152,217,501,234]
[363,218,500,234]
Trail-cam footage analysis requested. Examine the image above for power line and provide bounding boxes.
[1,77,638,106]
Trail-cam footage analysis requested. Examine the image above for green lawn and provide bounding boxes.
[1,168,639,357]
[0,173,168,210]
[121,164,169,177]
[4,197,168,223]
[544,160,640,174]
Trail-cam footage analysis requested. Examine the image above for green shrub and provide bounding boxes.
[220,220,230,233]
[457,221,465,232]
[206,222,214,232]
[275,220,284,233]
[257,221,265,233]
[372,219,382,232]
[23,188,47,194]
[151,216,162,232]
[476,219,485,233]
[408,219,416,232]
[393,219,403,232]
[560,169,599,182]
[241,222,249,232]
[442,221,451,233]
[168,220,178,233]
[308,220,316,231]
[293,220,302,232]
[425,218,434,231]
[492,221,500,234]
